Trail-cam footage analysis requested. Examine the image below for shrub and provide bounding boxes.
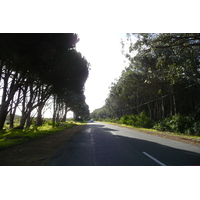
[192,121,200,136]
[120,115,134,126]
[47,121,53,125]
[153,119,171,132]
[153,114,200,135]
[135,111,154,128]
[120,115,129,124]
[75,118,84,122]
[105,118,111,122]
[120,112,153,128]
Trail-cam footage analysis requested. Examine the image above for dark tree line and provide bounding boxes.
[91,33,200,133]
[0,33,90,130]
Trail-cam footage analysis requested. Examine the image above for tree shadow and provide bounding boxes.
[47,123,200,166]
[109,134,200,166]
[89,123,119,132]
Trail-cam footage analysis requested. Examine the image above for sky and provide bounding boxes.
[76,33,127,113]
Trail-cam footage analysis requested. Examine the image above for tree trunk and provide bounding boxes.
[25,115,32,129]
[18,114,27,129]
[0,109,8,129]
[172,91,177,115]
[169,94,173,117]
[170,86,176,116]
[0,68,10,130]
[147,103,152,119]
[19,110,33,129]
[36,103,45,126]
[161,98,165,120]
[9,114,15,129]
[136,90,140,114]
[9,90,22,128]
[61,105,68,122]
[0,67,23,129]
[52,95,57,127]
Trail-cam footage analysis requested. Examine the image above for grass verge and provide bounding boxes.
[0,123,87,166]
[100,121,200,146]
[0,121,81,150]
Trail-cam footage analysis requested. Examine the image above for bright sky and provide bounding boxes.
[76,33,127,113]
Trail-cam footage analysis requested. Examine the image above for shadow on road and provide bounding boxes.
[110,134,200,166]
[89,123,119,132]
[47,123,200,166]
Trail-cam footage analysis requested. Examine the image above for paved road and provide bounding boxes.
[47,122,200,166]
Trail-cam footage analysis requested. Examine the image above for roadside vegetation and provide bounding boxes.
[91,33,200,137]
[94,113,200,143]
[0,119,85,150]
[94,112,200,137]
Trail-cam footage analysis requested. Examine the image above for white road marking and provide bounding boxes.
[86,128,92,133]
[143,152,166,166]
[110,131,116,135]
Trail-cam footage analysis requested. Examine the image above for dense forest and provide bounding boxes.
[91,33,200,135]
[0,33,90,130]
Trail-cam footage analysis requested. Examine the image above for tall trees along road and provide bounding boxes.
[47,122,200,166]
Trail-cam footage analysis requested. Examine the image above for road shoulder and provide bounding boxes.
[0,125,86,166]
[101,122,200,147]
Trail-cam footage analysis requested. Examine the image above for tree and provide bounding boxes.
[0,33,89,129]
[92,33,200,124]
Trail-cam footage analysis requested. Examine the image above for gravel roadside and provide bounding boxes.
[0,125,86,166]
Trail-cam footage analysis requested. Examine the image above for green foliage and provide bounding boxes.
[153,119,170,132]
[136,111,154,128]
[75,118,84,123]
[153,114,200,136]
[47,120,54,126]
[102,118,120,124]
[0,122,77,150]
[192,121,200,136]
[91,33,200,138]
[120,115,135,126]
[167,114,192,133]
[120,111,154,128]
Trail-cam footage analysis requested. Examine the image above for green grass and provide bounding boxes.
[100,121,200,140]
[138,127,200,139]
[0,121,79,150]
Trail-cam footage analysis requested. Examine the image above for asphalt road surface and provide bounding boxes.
[47,122,200,166]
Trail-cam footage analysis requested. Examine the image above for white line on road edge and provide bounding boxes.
[110,131,116,135]
[143,152,166,166]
